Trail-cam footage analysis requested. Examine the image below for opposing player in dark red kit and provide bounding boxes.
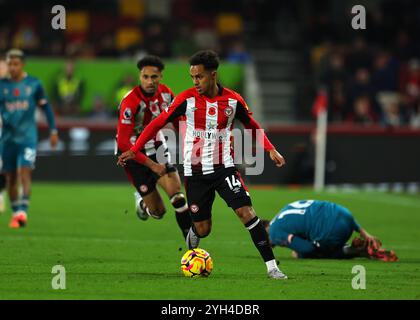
[116,55,192,240]
[118,51,288,279]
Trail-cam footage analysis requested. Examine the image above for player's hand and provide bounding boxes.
[49,132,59,149]
[360,229,382,250]
[150,163,167,177]
[117,150,135,166]
[269,149,286,167]
[366,236,382,251]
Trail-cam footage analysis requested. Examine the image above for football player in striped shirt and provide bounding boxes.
[116,55,192,240]
[118,50,288,279]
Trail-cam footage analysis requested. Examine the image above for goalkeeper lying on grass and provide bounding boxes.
[262,200,398,261]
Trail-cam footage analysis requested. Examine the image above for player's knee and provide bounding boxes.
[235,206,255,223]
[195,223,211,238]
[6,173,18,188]
[148,205,166,217]
[156,206,166,216]
[170,192,188,213]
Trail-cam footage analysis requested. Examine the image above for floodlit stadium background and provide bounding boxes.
[1,0,420,301]
[1,0,419,188]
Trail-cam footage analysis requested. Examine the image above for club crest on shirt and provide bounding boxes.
[161,102,169,112]
[190,204,199,213]
[224,106,233,117]
[161,92,172,103]
[164,100,174,113]
[25,86,32,96]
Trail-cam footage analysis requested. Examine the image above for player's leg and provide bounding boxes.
[186,219,212,249]
[184,175,215,249]
[141,189,166,219]
[6,170,27,228]
[315,211,360,259]
[132,178,167,220]
[0,173,6,213]
[0,141,5,213]
[123,159,166,220]
[19,167,32,215]
[217,168,287,279]
[2,142,25,227]
[6,171,20,213]
[235,205,287,279]
[9,144,37,227]
[122,158,150,220]
[133,190,148,220]
[157,168,192,239]
[330,206,366,259]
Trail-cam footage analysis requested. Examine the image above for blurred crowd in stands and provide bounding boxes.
[0,0,252,121]
[1,0,419,127]
[312,38,420,128]
[0,0,251,62]
[307,0,420,128]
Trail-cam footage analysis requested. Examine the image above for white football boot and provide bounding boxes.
[268,268,288,280]
[134,191,148,221]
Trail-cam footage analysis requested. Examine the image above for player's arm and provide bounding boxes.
[117,96,187,165]
[286,234,320,258]
[115,101,165,175]
[36,81,58,148]
[234,97,286,167]
[342,210,382,250]
[116,102,168,175]
[116,101,146,163]
[271,231,319,258]
[358,227,382,250]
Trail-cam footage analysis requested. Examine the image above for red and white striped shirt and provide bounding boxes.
[131,85,275,176]
[116,84,174,162]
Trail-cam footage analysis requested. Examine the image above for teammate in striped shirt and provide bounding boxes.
[118,50,288,279]
[116,55,192,240]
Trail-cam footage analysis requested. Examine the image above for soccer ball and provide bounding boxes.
[180,248,213,278]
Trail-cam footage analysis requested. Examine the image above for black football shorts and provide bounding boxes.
[122,152,177,196]
[184,166,252,222]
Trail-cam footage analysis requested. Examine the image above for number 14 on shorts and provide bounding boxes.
[225,175,242,193]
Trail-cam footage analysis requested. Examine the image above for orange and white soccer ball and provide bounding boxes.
[180,248,213,278]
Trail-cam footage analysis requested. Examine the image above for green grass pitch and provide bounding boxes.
[0,182,419,300]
